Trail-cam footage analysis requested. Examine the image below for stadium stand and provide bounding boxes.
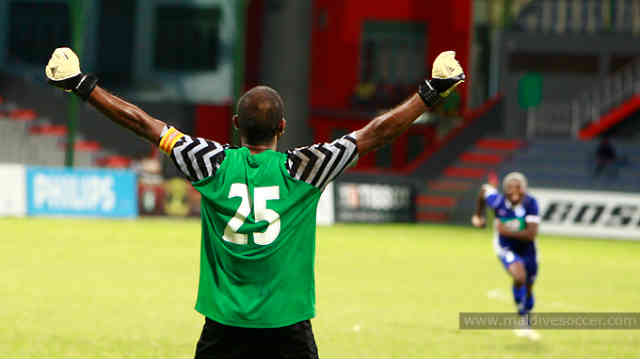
[513,0,640,35]
[417,137,523,223]
[498,137,640,192]
[527,55,640,139]
[436,136,639,224]
[0,72,194,167]
[0,95,121,168]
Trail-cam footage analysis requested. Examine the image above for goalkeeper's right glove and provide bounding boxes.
[45,47,98,101]
[418,51,465,107]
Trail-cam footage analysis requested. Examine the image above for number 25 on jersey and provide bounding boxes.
[223,183,281,246]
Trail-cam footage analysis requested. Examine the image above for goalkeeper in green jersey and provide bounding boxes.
[45,48,464,358]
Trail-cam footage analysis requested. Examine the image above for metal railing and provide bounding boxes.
[527,56,640,138]
[515,0,640,35]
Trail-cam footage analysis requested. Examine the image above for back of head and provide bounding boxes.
[236,86,285,145]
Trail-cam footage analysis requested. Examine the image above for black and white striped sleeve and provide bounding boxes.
[159,126,227,182]
[286,132,359,189]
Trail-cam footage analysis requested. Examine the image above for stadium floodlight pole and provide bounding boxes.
[65,0,85,167]
[232,0,250,145]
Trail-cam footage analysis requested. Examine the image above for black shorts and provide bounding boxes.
[194,317,318,359]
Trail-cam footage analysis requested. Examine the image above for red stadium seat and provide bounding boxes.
[9,109,37,121]
[95,155,132,168]
[29,124,67,136]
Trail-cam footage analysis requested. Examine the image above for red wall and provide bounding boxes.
[195,105,232,144]
[311,0,472,110]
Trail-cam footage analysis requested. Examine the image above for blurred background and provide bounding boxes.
[1,0,639,235]
[2,1,640,357]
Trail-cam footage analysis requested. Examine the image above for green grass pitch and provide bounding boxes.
[1,218,639,357]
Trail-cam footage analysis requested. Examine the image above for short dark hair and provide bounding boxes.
[236,86,284,145]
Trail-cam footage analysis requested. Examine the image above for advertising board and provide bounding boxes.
[26,167,137,218]
[532,188,640,240]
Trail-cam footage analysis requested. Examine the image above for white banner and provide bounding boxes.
[316,182,335,226]
[0,164,26,217]
[531,188,640,240]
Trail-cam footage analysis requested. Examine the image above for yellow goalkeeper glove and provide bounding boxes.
[418,51,465,107]
[45,47,98,100]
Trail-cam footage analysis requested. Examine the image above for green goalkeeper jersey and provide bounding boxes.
[159,126,358,328]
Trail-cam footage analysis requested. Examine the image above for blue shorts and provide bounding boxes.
[496,248,538,285]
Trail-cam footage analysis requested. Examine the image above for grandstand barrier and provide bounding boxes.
[138,177,200,217]
[333,175,416,223]
[138,174,415,225]
[139,174,415,225]
[5,165,639,238]
[139,174,417,224]
[317,183,335,226]
[532,188,640,240]
[137,177,336,225]
[0,164,138,218]
[25,167,137,218]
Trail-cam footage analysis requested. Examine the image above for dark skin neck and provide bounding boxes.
[232,115,283,154]
[241,139,278,155]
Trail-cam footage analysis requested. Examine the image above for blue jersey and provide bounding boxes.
[484,185,540,256]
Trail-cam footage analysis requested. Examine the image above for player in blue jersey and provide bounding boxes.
[472,172,541,340]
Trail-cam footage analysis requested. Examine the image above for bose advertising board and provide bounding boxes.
[532,188,640,240]
[26,167,137,218]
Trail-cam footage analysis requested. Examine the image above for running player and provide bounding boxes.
[472,172,541,340]
[45,48,464,357]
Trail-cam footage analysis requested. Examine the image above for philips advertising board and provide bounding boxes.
[532,188,640,240]
[26,167,137,218]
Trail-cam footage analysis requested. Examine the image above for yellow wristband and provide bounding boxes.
[159,127,184,155]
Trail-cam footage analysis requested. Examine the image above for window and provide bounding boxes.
[154,6,222,71]
[360,21,427,85]
[8,1,70,65]
[97,0,136,87]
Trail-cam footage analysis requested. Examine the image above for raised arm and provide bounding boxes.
[45,48,165,143]
[88,86,165,144]
[355,51,465,155]
[285,51,465,190]
[45,47,226,182]
[355,94,427,155]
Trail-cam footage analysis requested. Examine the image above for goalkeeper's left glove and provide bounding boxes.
[418,51,465,107]
[45,47,98,101]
